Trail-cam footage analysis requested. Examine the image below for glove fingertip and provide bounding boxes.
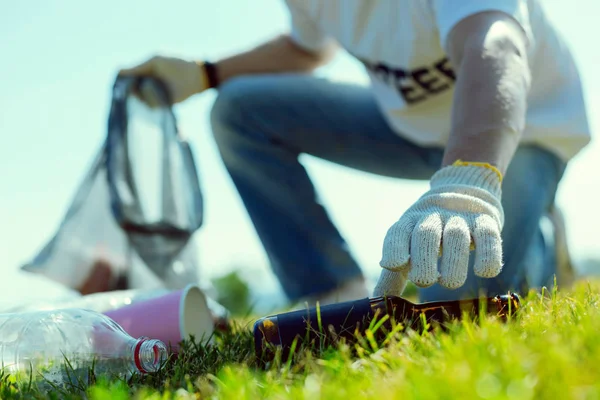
[438,276,466,289]
[474,245,503,278]
[474,263,503,278]
[408,268,439,288]
[473,252,503,277]
[373,269,408,297]
[379,257,410,272]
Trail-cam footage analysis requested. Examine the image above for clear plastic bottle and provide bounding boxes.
[0,308,167,387]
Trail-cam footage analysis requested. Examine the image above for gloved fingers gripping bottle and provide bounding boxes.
[253,293,520,364]
[0,308,167,388]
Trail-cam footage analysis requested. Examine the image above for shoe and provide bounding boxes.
[292,277,370,310]
[548,205,575,289]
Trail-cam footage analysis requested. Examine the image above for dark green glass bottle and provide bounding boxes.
[254,293,520,363]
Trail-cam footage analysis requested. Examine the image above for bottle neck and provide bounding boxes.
[131,338,168,374]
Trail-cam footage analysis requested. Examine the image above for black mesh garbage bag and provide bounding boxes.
[21,76,204,293]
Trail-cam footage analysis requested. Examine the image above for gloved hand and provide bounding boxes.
[119,56,209,104]
[374,161,505,297]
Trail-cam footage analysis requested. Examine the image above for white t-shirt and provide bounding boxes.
[283,0,591,162]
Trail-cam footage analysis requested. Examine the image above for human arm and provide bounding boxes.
[374,8,533,296]
[442,11,531,174]
[118,34,336,104]
[211,34,336,86]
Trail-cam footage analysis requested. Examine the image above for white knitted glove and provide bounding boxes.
[374,162,504,297]
[119,56,209,104]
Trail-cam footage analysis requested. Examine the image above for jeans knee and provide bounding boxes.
[209,76,260,147]
[503,146,566,207]
[509,146,566,182]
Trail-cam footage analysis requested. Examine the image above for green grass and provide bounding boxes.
[3,280,600,399]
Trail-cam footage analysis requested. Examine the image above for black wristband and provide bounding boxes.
[203,61,220,89]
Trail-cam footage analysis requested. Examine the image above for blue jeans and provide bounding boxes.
[210,74,567,303]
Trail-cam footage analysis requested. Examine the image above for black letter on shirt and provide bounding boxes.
[412,68,449,95]
[393,69,427,104]
[435,58,456,81]
[373,64,392,85]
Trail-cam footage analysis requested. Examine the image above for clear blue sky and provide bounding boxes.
[1,0,598,295]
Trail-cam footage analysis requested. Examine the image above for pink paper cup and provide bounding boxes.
[104,284,214,352]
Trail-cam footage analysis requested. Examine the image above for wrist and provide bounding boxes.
[451,160,503,182]
[441,128,520,176]
[430,162,503,198]
[195,61,219,91]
